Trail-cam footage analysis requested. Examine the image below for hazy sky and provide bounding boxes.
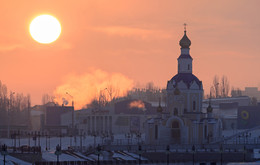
[1,0,260,106]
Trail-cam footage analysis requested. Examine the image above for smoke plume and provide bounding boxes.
[129,100,146,111]
[53,69,134,109]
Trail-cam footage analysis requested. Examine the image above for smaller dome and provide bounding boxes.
[179,31,191,48]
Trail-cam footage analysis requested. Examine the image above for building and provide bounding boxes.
[75,99,157,135]
[237,104,260,129]
[202,96,250,130]
[30,102,74,135]
[45,105,74,135]
[203,96,250,107]
[242,87,260,100]
[145,28,222,144]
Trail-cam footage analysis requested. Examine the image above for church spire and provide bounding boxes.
[179,23,191,49]
[207,91,213,118]
[178,24,193,74]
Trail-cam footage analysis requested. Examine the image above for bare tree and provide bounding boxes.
[250,97,258,105]
[0,80,32,127]
[98,90,108,107]
[220,75,230,97]
[42,93,54,105]
[231,87,242,97]
[106,83,119,101]
[211,75,230,98]
[211,75,220,98]
[146,82,154,91]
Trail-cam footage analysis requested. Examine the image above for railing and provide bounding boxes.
[211,125,260,144]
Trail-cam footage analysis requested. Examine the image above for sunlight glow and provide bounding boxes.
[29,15,61,44]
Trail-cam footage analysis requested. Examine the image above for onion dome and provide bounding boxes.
[179,31,191,48]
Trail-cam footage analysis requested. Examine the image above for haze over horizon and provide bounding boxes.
[1,0,260,106]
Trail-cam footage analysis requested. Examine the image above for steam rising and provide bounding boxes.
[129,100,146,111]
[53,69,134,109]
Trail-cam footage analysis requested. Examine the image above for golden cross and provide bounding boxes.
[184,23,187,31]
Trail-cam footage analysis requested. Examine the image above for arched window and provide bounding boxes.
[193,101,196,111]
[171,121,181,141]
[174,108,178,116]
[172,121,179,128]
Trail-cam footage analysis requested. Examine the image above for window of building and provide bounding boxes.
[155,125,158,139]
[171,121,180,142]
[174,108,178,116]
[172,121,179,128]
[193,101,196,111]
[83,119,88,124]
[188,64,190,70]
[204,125,207,139]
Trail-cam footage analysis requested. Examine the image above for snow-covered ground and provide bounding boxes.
[0,134,145,164]
[0,155,31,165]
[2,130,260,164]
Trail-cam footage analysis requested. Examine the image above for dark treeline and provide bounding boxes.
[87,82,167,109]
[0,80,31,126]
[128,82,166,103]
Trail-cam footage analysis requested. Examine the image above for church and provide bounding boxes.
[145,27,222,144]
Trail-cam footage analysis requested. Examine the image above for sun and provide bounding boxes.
[29,15,61,44]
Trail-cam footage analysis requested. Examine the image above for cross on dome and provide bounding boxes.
[184,23,187,32]
[179,23,191,48]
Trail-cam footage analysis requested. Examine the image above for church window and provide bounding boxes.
[172,121,179,128]
[188,64,190,70]
[204,125,207,139]
[83,119,88,124]
[155,125,158,139]
[174,108,178,116]
[193,101,196,111]
[171,121,180,142]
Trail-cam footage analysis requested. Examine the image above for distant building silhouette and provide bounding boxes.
[75,99,157,135]
[30,102,74,135]
[242,87,260,100]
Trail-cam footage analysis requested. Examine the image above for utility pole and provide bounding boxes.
[80,131,83,152]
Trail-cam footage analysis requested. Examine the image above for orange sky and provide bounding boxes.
[1,0,260,106]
